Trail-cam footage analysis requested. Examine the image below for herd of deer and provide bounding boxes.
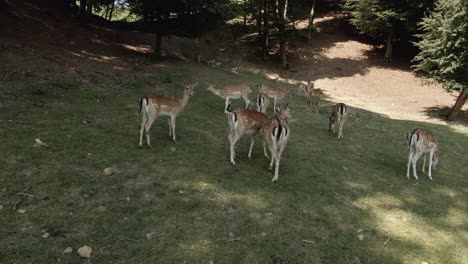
[138,81,440,182]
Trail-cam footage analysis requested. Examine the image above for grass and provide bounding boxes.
[0,63,467,263]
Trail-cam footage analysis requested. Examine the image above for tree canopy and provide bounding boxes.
[412,0,468,120]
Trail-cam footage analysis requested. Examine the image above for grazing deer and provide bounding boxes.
[225,104,270,165]
[260,104,292,182]
[207,84,251,113]
[253,93,271,113]
[308,89,322,105]
[256,84,290,113]
[138,82,198,147]
[329,103,348,139]
[296,82,308,97]
[406,128,439,180]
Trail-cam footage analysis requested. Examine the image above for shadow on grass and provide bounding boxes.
[423,105,468,127]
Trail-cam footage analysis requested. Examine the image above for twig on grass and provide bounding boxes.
[383,237,390,246]
[17,192,35,197]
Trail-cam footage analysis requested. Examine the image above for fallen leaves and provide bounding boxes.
[77,245,92,258]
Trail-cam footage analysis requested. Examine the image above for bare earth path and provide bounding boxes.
[242,15,467,126]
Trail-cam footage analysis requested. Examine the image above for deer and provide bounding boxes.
[256,84,291,114]
[406,128,439,180]
[207,84,252,113]
[138,82,198,148]
[252,93,271,113]
[329,103,348,139]
[296,82,308,97]
[260,104,292,182]
[225,104,270,165]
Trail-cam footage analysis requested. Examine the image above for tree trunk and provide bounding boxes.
[79,0,87,25]
[79,0,87,17]
[384,25,395,62]
[243,0,248,33]
[307,0,316,41]
[262,0,269,61]
[278,0,288,68]
[256,1,262,42]
[86,0,94,15]
[154,33,162,57]
[108,0,115,21]
[446,87,468,121]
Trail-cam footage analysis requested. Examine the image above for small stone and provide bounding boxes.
[97,205,106,212]
[178,190,185,194]
[126,197,130,201]
[260,232,267,237]
[77,245,92,258]
[82,120,88,124]
[17,209,26,214]
[357,234,364,241]
[103,167,113,176]
[0,205,3,210]
[42,232,50,238]
[170,147,176,152]
[63,247,73,254]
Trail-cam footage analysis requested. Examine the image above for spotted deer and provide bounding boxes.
[253,93,271,113]
[138,82,197,147]
[406,128,439,180]
[329,103,348,139]
[296,82,308,97]
[225,104,270,165]
[207,84,251,113]
[256,84,291,113]
[260,104,292,182]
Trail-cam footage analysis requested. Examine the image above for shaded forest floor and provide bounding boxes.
[0,2,467,263]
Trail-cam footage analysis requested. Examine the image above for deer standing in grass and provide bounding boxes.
[207,84,251,113]
[329,103,348,139]
[296,82,308,97]
[225,104,270,165]
[406,128,439,180]
[253,93,271,113]
[296,81,313,98]
[256,84,290,114]
[138,83,197,147]
[260,104,292,182]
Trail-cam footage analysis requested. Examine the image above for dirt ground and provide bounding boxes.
[240,15,468,126]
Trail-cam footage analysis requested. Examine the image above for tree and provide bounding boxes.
[413,0,468,120]
[307,0,316,41]
[276,0,289,68]
[344,0,434,61]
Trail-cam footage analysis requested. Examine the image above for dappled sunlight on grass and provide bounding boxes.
[1,63,466,263]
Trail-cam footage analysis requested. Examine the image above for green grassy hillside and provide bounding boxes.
[0,63,467,263]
